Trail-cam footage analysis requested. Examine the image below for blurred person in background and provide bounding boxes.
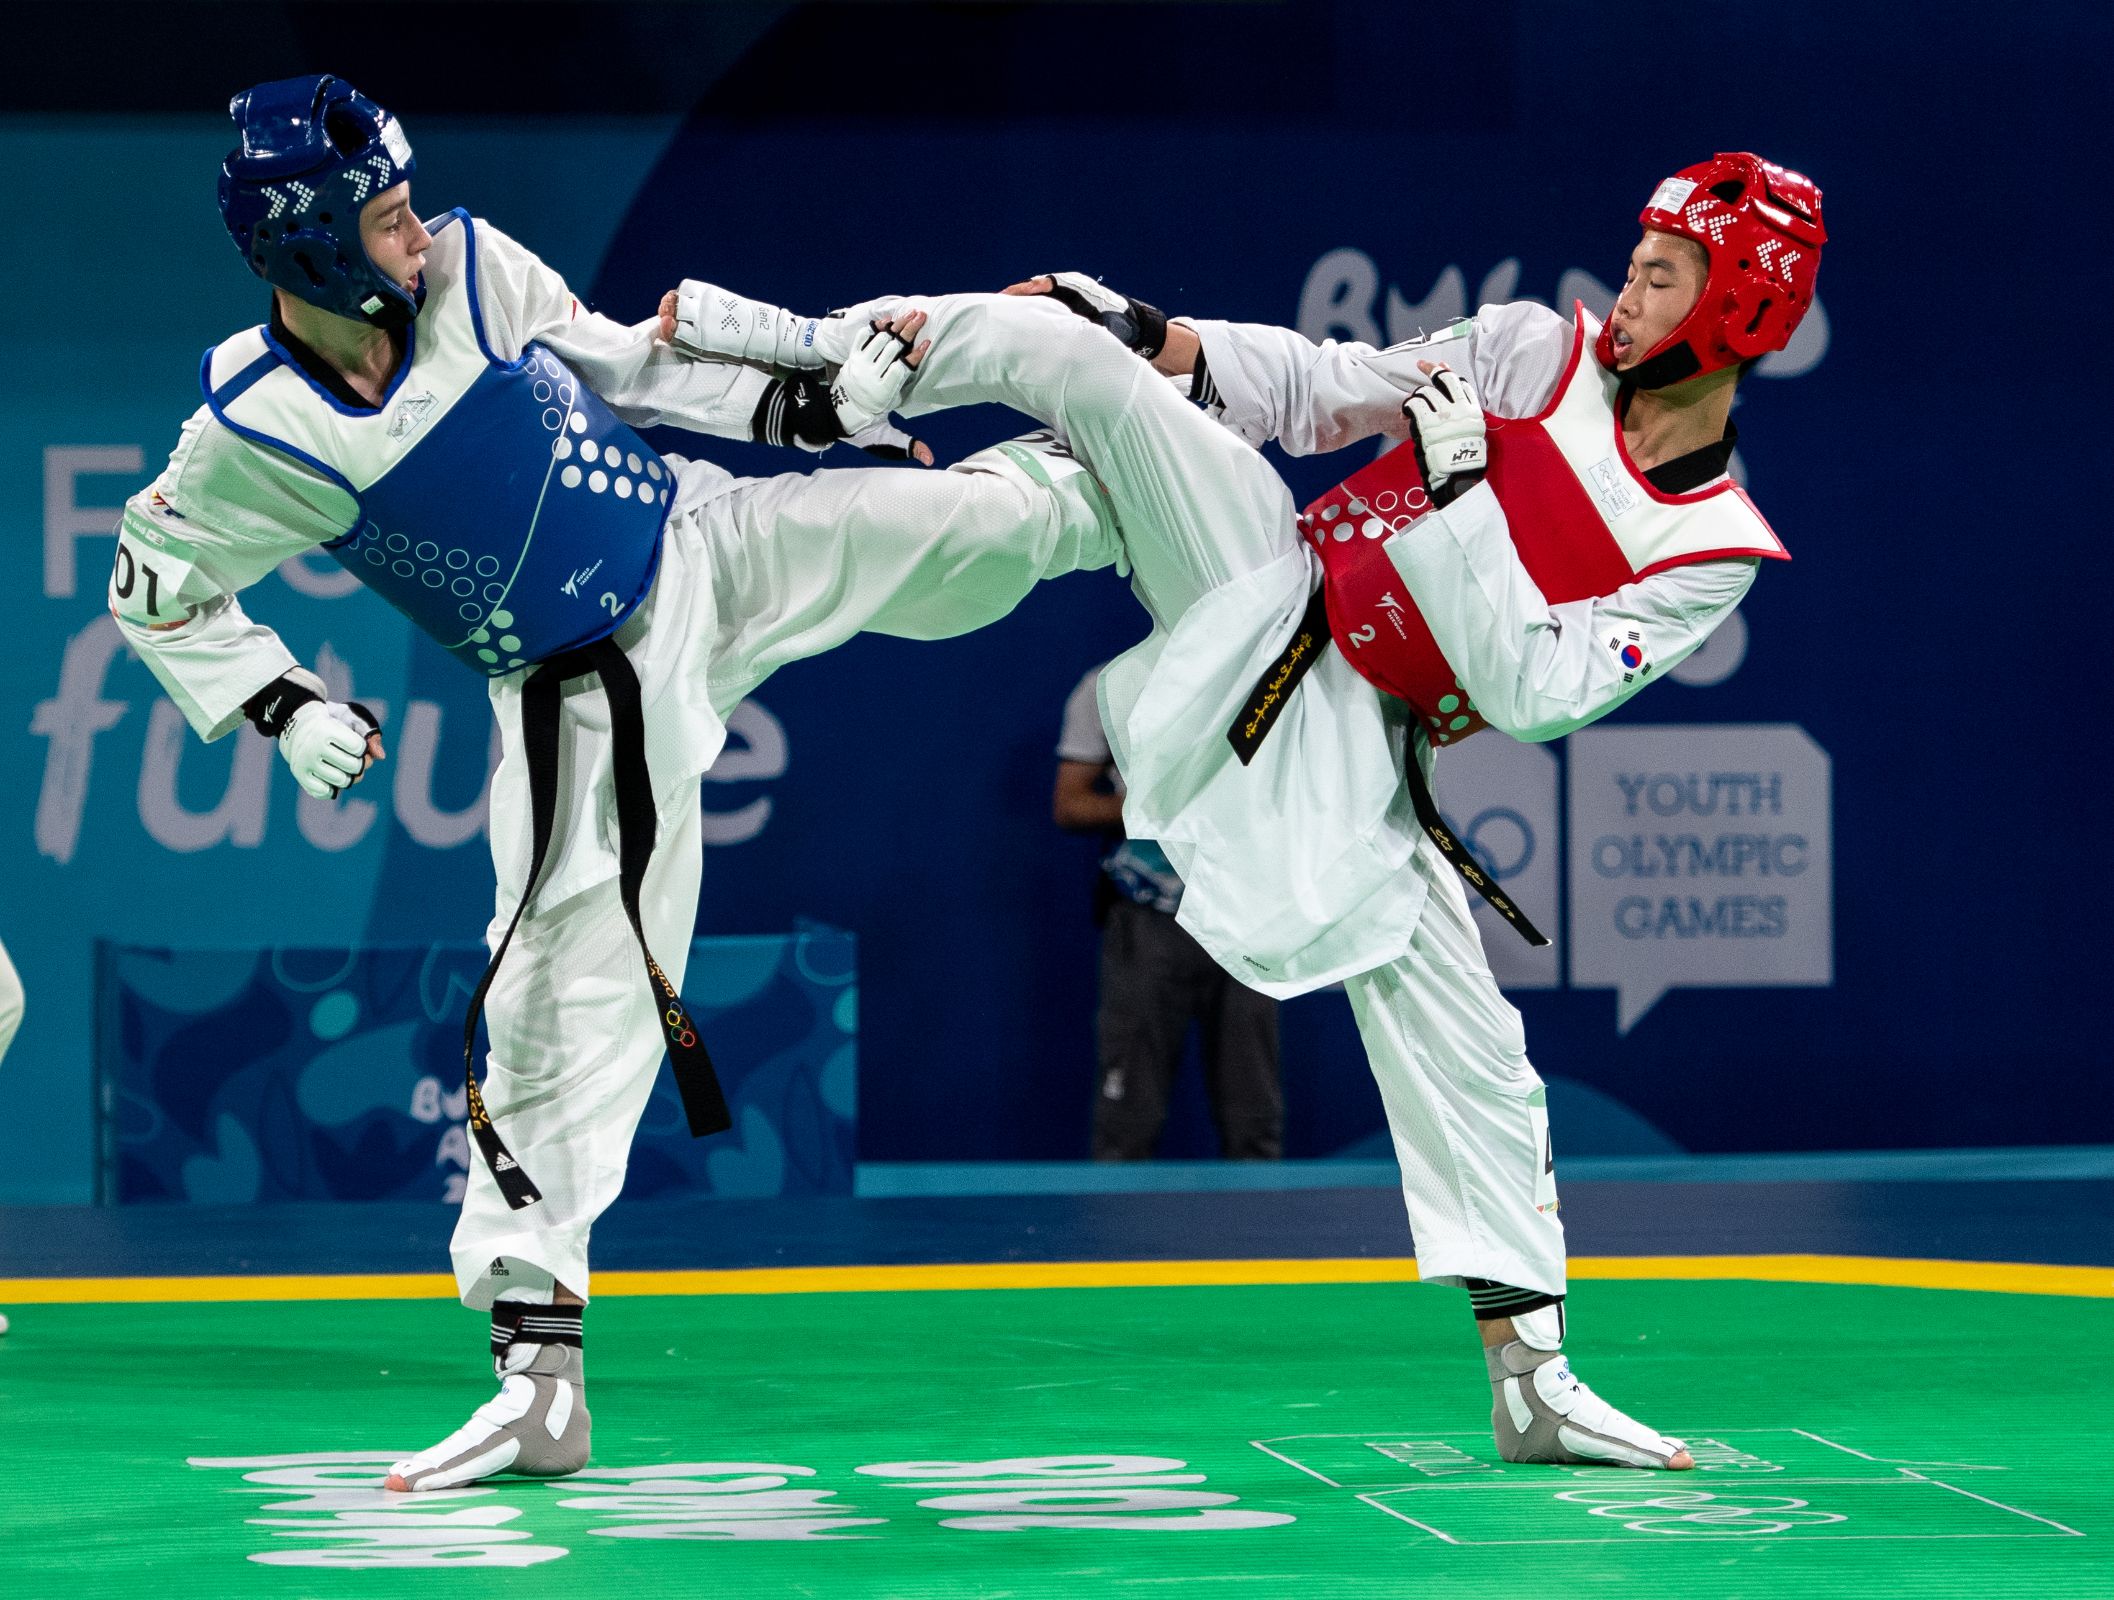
[1054,665,1282,1162]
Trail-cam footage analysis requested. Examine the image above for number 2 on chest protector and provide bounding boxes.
[111,530,195,623]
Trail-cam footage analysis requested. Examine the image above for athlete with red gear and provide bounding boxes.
[1003,151,1829,1467]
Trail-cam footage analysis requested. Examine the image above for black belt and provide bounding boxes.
[460,636,731,1212]
[1226,588,1550,948]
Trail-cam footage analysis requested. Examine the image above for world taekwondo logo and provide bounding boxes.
[562,559,603,598]
[387,391,437,441]
[1584,458,1639,519]
[1376,590,1410,639]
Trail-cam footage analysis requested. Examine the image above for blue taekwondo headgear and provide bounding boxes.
[219,75,419,329]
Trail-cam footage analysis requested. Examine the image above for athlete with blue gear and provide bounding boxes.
[117,74,1122,1492]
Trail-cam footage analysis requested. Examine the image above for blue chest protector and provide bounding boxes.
[325,350,671,675]
[202,211,671,678]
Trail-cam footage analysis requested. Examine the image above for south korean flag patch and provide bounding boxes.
[1608,629,1651,686]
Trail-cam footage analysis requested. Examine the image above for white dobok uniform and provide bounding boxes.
[117,222,1119,1307]
[0,937,21,1068]
[807,292,1760,1298]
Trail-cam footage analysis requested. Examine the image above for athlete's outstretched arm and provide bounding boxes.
[470,219,768,440]
[1005,275,1577,462]
[1182,301,1581,457]
[470,221,925,461]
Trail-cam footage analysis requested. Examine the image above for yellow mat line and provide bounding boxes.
[1568,1254,2113,1298]
[0,1253,2107,1304]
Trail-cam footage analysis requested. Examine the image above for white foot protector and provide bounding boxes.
[1485,1308,1687,1470]
[1488,1347,1689,1469]
[387,1343,590,1492]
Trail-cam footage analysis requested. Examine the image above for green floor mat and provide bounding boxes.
[0,1279,2103,1598]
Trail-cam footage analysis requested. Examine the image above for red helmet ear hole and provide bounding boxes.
[1710,179,1746,204]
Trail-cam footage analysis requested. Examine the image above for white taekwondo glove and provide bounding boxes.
[670,280,826,370]
[829,322,922,438]
[282,701,380,799]
[1402,363,1488,491]
[244,668,381,800]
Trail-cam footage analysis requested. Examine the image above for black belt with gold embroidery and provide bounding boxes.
[1226,585,1332,766]
[1400,729,1550,946]
[1224,587,1550,948]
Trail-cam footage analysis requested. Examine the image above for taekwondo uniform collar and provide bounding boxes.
[266,298,403,414]
[1631,416,1739,496]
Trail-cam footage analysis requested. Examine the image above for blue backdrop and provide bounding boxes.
[5,0,2109,1201]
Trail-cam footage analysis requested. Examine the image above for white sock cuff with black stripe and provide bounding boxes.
[492,1301,583,1357]
[1464,1277,1564,1324]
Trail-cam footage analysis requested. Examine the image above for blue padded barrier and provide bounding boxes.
[94,928,856,1203]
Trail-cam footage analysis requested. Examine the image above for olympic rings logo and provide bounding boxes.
[1440,805,1536,882]
[1556,1489,1846,1536]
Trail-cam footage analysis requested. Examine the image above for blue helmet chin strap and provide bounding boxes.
[218,74,420,330]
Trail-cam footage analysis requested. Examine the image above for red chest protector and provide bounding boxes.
[1298,305,1789,746]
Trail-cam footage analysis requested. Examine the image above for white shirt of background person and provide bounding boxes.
[1053,665,1184,915]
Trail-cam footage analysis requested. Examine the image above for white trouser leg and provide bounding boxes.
[1343,857,1566,1299]
[451,781,704,1309]
[817,293,1299,631]
[705,438,1121,697]
[0,938,21,1066]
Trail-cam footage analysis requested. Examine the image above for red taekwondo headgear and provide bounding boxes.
[1597,152,1827,390]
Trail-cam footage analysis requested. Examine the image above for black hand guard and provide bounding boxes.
[1043,281,1170,360]
[242,673,324,738]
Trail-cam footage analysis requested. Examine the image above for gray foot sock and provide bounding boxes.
[388,1343,592,1492]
